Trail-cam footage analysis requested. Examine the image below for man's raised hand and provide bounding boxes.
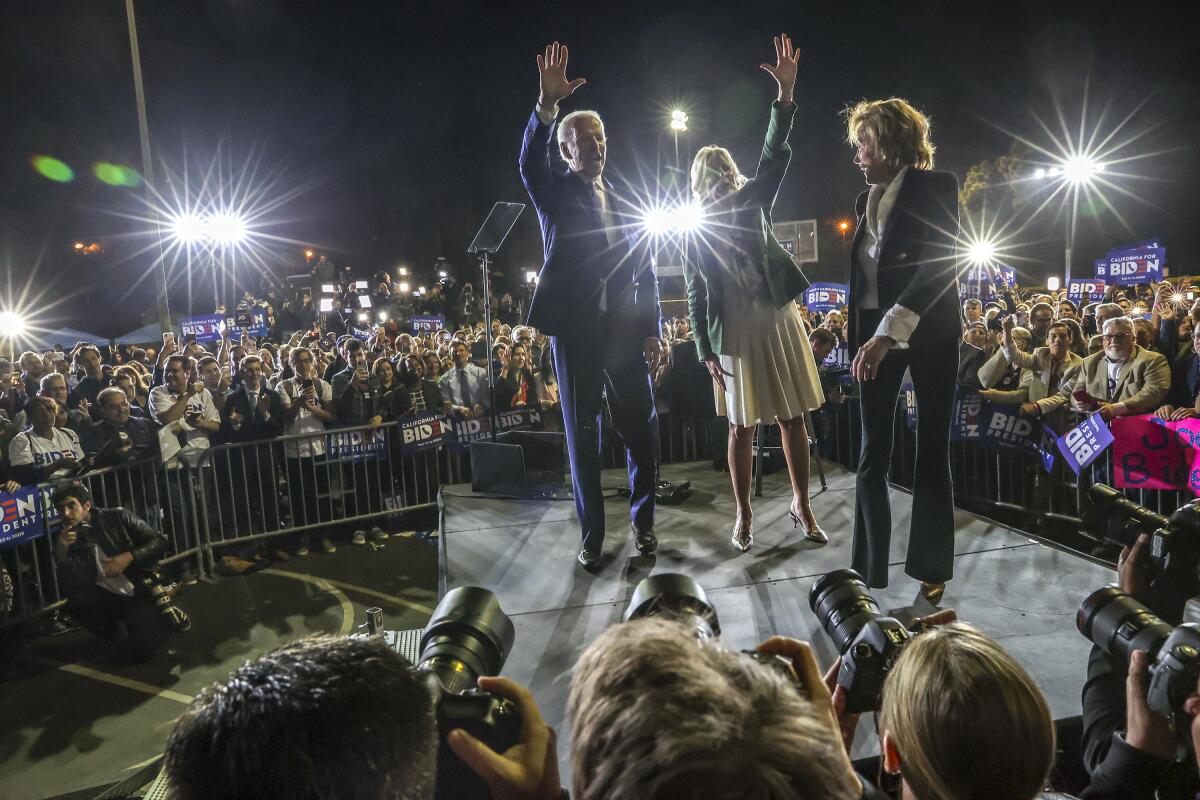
[537,42,586,109]
[760,33,799,104]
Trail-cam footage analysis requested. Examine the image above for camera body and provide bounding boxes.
[1087,484,1200,578]
[1079,586,1200,725]
[837,616,913,714]
[1147,625,1200,721]
[422,671,521,800]
[809,569,915,713]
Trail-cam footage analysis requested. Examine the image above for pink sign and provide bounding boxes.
[1111,416,1200,494]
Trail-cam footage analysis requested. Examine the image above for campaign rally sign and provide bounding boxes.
[950,389,986,442]
[495,408,542,432]
[225,308,270,338]
[823,343,850,369]
[1055,412,1114,475]
[1097,244,1166,286]
[960,265,1015,302]
[449,413,493,452]
[1111,416,1189,490]
[181,314,225,344]
[350,327,373,341]
[327,426,388,462]
[1067,278,1106,306]
[804,283,848,313]
[981,405,1035,451]
[0,486,46,548]
[901,379,917,430]
[397,410,454,455]
[412,315,446,334]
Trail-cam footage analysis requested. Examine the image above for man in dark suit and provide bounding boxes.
[844,98,960,600]
[518,42,660,569]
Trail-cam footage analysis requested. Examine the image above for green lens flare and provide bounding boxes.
[94,162,142,187]
[31,155,74,183]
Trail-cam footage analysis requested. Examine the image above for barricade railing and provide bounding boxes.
[0,408,710,631]
[818,393,1189,558]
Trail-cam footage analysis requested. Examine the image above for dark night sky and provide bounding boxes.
[2,0,1198,337]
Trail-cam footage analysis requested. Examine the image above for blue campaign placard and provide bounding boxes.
[397,410,454,454]
[0,486,46,548]
[181,314,225,343]
[1067,278,1106,306]
[1056,412,1114,475]
[804,283,848,313]
[412,315,446,334]
[327,427,388,462]
[823,343,850,369]
[960,265,1014,302]
[950,389,985,442]
[1097,245,1166,286]
[226,309,270,338]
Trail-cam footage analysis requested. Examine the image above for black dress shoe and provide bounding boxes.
[633,525,658,554]
[577,548,600,569]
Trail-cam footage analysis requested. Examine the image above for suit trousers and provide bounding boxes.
[851,312,956,588]
[552,312,658,553]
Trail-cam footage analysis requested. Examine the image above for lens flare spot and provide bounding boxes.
[31,155,74,183]
[94,162,143,187]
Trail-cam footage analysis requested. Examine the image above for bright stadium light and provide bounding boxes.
[1061,153,1104,186]
[208,212,247,245]
[171,213,207,243]
[398,266,408,276]
[357,312,369,323]
[418,286,426,295]
[966,238,998,266]
[1047,276,1061,292]
[318,298,334,313]
[642,201,706,237]
[398,281,410,293]
[0,310,27,338]
[525,270,537,284]
[670,109,688,132]
[378,311,389,322]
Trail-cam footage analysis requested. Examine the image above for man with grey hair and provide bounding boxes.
[568,617,864,799]
[1046,315,1169,420]
[519,41,660,569]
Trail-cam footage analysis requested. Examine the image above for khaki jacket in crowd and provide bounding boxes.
[984,345,1084,409]
[1041,345,1169,416]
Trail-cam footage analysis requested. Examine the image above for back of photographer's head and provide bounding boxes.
[568,617,858,800]
[879,622,1053,800]
[165,635,436,800]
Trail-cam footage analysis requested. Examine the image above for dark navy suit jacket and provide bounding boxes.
[518,109,660,338]
[847,168,961,353]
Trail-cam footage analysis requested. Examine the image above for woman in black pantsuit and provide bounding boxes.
[843,98,960,602]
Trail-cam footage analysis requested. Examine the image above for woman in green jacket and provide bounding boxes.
[684,34,825,553]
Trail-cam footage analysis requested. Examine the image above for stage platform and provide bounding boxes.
[441,459,1114,766]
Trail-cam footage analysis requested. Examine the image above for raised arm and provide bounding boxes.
[744,34,799,209]
[519,42,587,205]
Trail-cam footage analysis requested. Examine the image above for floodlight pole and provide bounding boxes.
[125,0,172,332]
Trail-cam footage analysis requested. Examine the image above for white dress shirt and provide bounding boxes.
[855,166,921,347]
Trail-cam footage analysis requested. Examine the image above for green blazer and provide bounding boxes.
[684,101,809,361]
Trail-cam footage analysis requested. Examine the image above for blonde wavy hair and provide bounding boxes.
[843,97,936,171]
[689,145,748,201]
[879,622,1054,800]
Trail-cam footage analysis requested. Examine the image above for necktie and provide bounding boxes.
[458,369,471,407]
[594,181,620,313]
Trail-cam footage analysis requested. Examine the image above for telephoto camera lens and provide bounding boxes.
[1086,483,1169,548]
[419,586,515,694]
[623,573,721,640]
[808,568,883,652]
[1076,586,1174,668]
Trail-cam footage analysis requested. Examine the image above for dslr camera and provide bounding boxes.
[375,586,521,800]
[623,573,797,682]
[1079,586,1200,728]
[809,568,920,713]
[1086,484,1200,622]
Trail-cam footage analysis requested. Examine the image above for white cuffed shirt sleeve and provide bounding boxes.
[873,304,921,347]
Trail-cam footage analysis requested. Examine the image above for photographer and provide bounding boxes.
[567,617,863,799]
[864,622,1057,800]
[1079,533,1198,799]
[50,482,185,663]
[164,634,561,800]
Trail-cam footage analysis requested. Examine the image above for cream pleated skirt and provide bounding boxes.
[715,296,824,426]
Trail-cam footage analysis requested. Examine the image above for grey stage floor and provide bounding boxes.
[442,460,1115,765]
